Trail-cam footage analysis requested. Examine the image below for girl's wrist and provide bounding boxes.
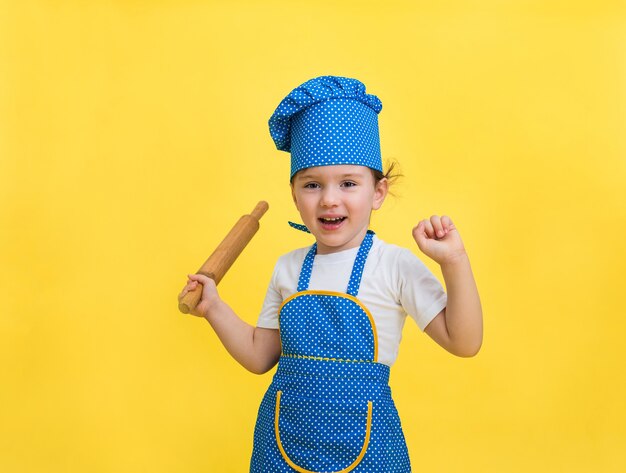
[440,250,469,270]
[203,297,224,322]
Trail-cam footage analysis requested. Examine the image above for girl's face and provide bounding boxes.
[291,164,388,255]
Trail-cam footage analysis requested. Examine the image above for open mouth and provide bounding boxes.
[319,216,346,224]
[318,216,346,229]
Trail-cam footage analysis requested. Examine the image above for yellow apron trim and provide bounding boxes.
[278,290,379,362]
[281,353,374,364]
[274,390,373,473]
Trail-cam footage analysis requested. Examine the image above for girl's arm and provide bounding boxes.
[424,253,483,357]
[180,274,282,374]
[413,216,483,357]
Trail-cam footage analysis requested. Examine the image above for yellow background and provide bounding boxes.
[1,1,625,472]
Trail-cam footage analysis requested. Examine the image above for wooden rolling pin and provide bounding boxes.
[178,201,269,314]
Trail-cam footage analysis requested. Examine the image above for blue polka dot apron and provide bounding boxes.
[251,231,411,472]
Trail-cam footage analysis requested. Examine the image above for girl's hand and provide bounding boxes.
[412,215,467,265]
[178,273,221,318]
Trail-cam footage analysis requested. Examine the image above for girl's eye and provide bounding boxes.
[342,181,357,188]
[303,182,320,189]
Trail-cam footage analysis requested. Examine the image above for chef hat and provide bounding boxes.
[268,75,383,179]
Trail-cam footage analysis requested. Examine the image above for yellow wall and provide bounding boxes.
[1,1,625,471]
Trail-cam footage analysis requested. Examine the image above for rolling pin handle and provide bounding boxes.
[178,201,269,315]
[250,201,269,221]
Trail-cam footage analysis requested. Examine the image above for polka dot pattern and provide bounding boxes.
[288,221,312,234]
[285,232,376,361]
[296,230,375,292]
[250,233,411,472]
[268,76,383,179]
[345,232,372,297]
[281,293,376,362]
[251,360,410,472]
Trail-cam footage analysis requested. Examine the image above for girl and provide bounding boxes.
[179,76,483,472]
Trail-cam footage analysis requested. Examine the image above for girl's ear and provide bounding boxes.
[372,177,389,211]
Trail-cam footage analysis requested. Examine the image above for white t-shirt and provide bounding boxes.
[256,235,448,366]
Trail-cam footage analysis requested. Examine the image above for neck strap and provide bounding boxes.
[296,230,374,297]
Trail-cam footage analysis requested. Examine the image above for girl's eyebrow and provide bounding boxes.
[296,173,316,180]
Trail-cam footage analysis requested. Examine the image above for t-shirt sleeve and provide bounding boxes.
[256,259,283,329]
[396,248,448,331]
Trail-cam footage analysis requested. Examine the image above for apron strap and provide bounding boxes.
[296,242,317,292]
[346,231,374,297]
[296,230,375,295]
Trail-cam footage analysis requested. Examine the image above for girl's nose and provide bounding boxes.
[320,187,340,207]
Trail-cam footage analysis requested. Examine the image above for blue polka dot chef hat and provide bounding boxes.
[268,75,383,180]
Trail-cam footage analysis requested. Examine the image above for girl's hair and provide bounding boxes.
[373,159,403,191]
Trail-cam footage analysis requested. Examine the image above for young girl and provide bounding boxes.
[179,76,483,472]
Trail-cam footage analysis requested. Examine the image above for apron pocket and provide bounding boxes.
[274,390,373,473]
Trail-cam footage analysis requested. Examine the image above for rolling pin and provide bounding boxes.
[178,201,269,314]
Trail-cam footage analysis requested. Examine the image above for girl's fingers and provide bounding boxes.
[423,218,435,238]
[430,215,446,238]
[416,215,456,239]
[188,273,210,283]
[180,277,201,297]
[412,220,424,239]
[416,215,456,242]
[187,275,202,285]
[181,282,194,293]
